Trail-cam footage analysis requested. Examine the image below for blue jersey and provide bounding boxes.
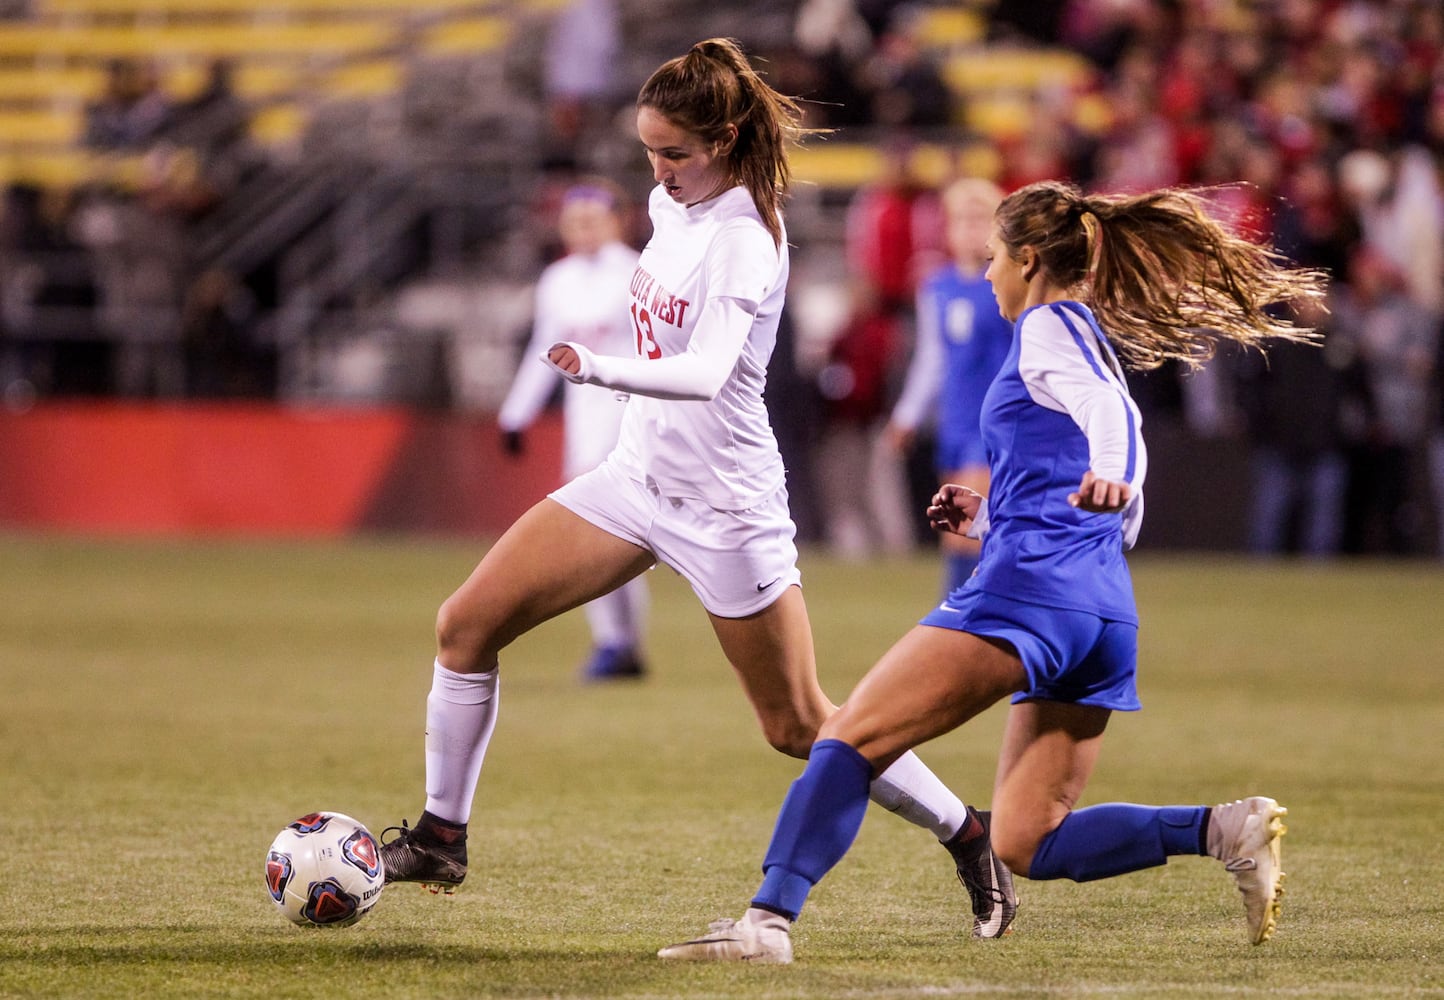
[966,302,1147,623]
[891,263,1013,470]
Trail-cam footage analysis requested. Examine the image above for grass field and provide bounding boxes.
[1,532,1441,999]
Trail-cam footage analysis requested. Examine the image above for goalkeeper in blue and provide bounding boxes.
[658,180,1328,963]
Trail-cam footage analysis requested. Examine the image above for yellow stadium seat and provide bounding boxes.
[249,101,305,146]
[790,139,1001,189]
[0,65,105,103]
[0,107,85,144]
[790,143,885,189]
[912,7,985,48]
[0,148,145,188]
[160,61,298,102]
[36,0,478,17]
[966,93,1035,140]
[324,58,401,98]
[0,21,395,60]
[421,16,509,57]
[944,49,1091,93]
[1071,92,1113,135]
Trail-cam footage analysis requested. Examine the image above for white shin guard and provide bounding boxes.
[423,659,499,825]
[869,750,970,842]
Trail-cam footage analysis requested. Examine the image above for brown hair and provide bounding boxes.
[995,180,1329,369]
[637,37,809,247]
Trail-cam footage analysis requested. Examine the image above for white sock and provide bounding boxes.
[423,659,499,825]
[869,750,970,841]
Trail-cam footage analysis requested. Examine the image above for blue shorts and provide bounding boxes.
[919,586,1141,711]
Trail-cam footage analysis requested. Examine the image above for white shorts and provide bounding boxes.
[550,456,802,618]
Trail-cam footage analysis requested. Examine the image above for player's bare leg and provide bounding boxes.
[438,498,657,674]
[382,498,655,892]
[697,616,1022,943]
[708,585,833,758]
[993,700,1287,944]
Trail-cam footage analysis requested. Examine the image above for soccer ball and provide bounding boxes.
[265,811,385,927]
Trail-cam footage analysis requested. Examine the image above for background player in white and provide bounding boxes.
[497,181,649,681]
[659,180,1329,963]
[380,37,1015,938]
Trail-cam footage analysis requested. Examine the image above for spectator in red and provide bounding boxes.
[815,283,914,559]
[844,138,935,317]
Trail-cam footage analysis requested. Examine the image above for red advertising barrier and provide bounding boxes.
[0,402,564,537]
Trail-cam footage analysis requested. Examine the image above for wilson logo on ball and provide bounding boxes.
[265,851,293,902]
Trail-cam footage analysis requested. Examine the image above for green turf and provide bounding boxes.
[1,533,1440,998]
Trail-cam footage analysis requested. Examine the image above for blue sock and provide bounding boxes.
[751,739,873,920]
[943,553,978,595]
[1029,804,1207,882]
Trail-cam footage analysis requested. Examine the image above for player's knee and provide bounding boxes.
[760,716,819,758]
[988,814,1041,878]
[992,840,1037,880]
[435,596,494,669]
[815,702,870,749]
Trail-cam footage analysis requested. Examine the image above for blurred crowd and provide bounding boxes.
[1,54,268,400]
[753,0,1444,560]
[1,0,1442,557]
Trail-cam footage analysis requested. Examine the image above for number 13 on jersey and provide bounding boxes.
[631,303,662,359]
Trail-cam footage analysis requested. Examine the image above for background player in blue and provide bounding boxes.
[658,180,1329,963]
[887,177,1012,594]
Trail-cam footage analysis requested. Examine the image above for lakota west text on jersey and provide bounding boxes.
[629,266,691,330]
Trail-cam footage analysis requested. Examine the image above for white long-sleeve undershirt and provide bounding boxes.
[542,295,756,402]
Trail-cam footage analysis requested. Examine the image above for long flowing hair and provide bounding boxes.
[995,180,1330,369]
[637,37,813,248]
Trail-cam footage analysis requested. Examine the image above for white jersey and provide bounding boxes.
[498,240,640,478]
[546,185,790,508]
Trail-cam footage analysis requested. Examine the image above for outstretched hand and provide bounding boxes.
[927,483,983,536]
[547,344,582,375]
[1068,470,1132,513]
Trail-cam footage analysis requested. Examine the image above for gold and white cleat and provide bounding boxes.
[657,908,793,963]
[1208,796,1288,944]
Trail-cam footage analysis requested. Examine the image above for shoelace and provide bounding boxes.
[379,819,416,847]
[957,866,1008,906]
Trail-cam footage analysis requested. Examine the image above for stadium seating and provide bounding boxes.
[0,0,518,188]
[0,0,1098,190]
[0,0,1113,408]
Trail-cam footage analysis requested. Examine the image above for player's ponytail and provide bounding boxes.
[638,37,810,247]
[994,180,1329,369]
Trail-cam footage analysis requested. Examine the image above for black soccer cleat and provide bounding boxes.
[379,819,468,895]
[946,807,1018,939]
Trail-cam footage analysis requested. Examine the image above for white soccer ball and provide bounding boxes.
[265,811,385,927]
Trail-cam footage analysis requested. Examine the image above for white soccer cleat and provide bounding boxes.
[657,908,793,964]
[1207,796,1288,945]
